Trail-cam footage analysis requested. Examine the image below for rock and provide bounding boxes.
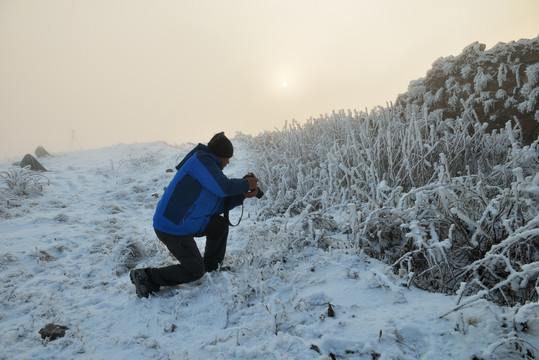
[34,146,51,157]
[20,154,47,171]
[39,323,69,340]
[310,344,321,354]
[328,303,335,318]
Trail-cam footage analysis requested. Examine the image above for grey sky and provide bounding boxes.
[1,0,538,159]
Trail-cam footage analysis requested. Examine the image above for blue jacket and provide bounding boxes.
[153,144,248,235]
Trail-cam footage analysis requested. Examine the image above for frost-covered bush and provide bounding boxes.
[455,166,539,306]
[390,138,538,306]
[0,167,50,201]
[244,103,510,216]
[395,36,539,144]
[241,101,538,307]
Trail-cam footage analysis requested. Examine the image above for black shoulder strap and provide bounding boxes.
[224,197,244,227]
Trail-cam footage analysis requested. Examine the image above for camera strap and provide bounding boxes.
[223,197,244,227]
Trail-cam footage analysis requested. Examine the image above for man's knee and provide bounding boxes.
[193,267,205,281]
[187,261,205,281]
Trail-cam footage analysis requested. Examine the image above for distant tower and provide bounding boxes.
[69,130,82,151]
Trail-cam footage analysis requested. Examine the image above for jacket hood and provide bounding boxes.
[175,143,211,171]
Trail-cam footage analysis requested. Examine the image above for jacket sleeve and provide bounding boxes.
[190,152,249,196]
[227,194,245,210]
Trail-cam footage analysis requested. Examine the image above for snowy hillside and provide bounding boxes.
[0,140,537,359]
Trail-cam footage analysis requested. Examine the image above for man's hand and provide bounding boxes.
[246,176,258,191]
[244,188,259,198]
[244,176,259,199]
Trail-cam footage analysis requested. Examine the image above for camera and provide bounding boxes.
[244,173,264,199]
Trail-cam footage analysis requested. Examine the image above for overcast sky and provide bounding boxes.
[1,0,538,159]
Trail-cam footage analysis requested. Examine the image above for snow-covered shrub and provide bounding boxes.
[461,64,473,79]
[474,67,492,93]
[113,237,146,276]
[519,86,539,112]
[456,165,539,306]
[495,89,507,99]
[245,102,508,215]
[0,167,50,200]
[388,138,538,306]
[238,37,539,312]
[498,63,508,87]
[241,101,538,307]
[511,64,522,89]
[396,36,538,144]
[525,63,539,87]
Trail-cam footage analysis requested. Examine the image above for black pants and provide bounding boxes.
[146,215,229,290]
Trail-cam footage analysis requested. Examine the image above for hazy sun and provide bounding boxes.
[282,82,288,88]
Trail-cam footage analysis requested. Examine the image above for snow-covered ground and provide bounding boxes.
[0,141,537,359]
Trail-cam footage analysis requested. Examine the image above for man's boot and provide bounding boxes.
[130,269,153,298]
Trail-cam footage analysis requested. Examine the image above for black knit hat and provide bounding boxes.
[208,132,233,158]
